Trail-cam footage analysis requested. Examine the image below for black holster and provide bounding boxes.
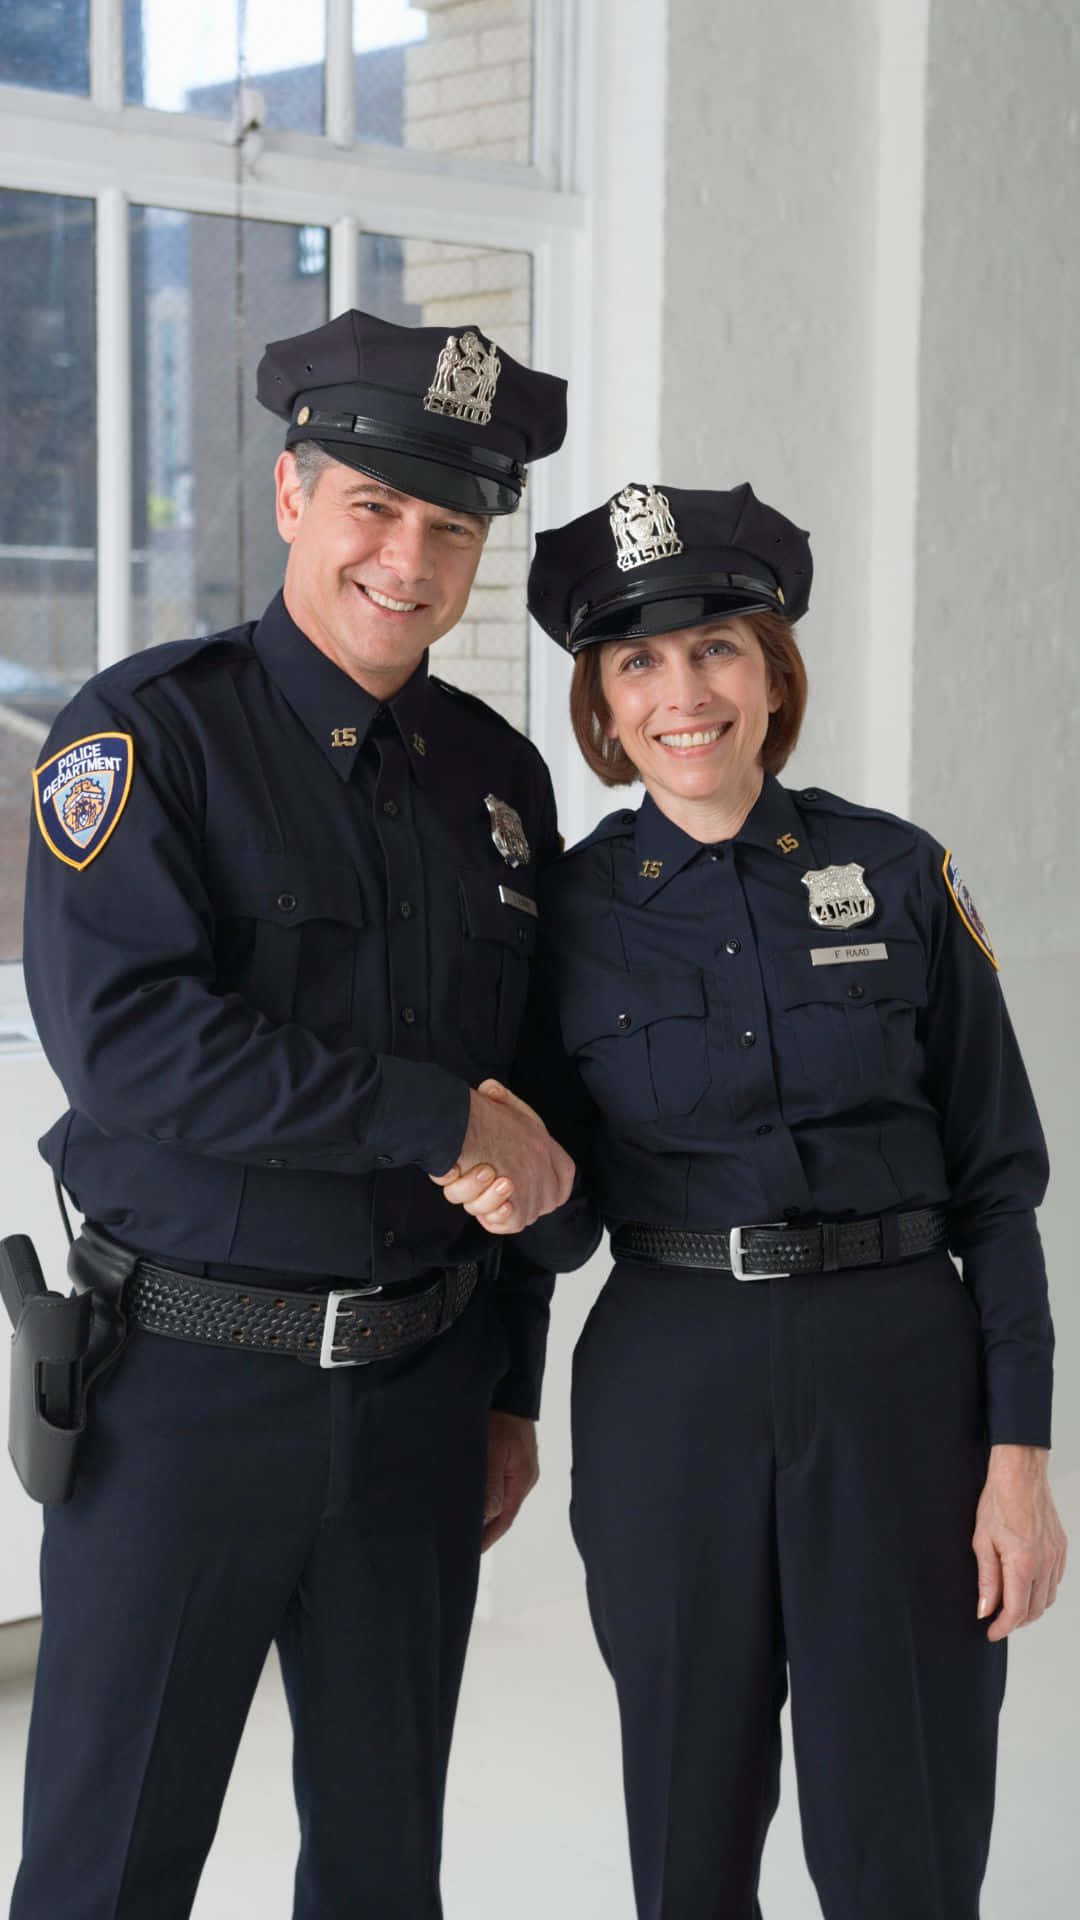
[3,1225,135,1505]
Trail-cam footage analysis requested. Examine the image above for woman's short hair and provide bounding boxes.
[568,610,808,787]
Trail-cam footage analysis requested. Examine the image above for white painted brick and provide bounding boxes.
[471,620,527,656]
[472,546,528,587]
[470,249,529,292]
[479,24,531,65]
[423,1,528,33]
[438,65,516,114]
[404,34,478,82]
[403,257,478,303]
[404,78,442,119]
[513,61,531,94]
[468,584,525,622]
[438,655,516,695]
[433,623,474,659]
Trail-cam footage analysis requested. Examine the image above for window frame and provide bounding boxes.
[0,0,591,1031]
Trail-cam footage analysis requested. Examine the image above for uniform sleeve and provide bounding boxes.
[25,688,469,1178]
[489,771,603,1418]
[920,844,1053,1446]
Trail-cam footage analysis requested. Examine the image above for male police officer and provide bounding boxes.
[13,310,593,1919]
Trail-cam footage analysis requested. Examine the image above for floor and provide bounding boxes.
[1,1530,1078,1919]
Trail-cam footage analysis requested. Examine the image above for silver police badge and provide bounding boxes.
[423,331,501,427]
[484,794,530,868]
[801,863,876,929]
[609,484,684,572]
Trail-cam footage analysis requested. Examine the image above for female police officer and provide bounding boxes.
[439,481,1067,1920]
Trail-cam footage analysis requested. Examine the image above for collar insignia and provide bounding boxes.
[484,794,530,868]
[33,732,134,871]
[423,330,501,426]
[776,833,800,853]
[609,483,684,572]
[802,862,876,930]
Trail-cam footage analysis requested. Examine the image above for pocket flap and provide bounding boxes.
[560,962,705,1051]
[458,869,538,956]
[774,938,926,1009]
[212,854,366,928]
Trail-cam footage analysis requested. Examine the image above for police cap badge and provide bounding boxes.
[257,309,566,517]
[528,481,812,653]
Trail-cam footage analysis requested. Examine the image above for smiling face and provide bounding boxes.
[597,616,782,831]
[275,452,489,695]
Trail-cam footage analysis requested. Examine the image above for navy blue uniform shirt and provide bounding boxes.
[25,590,593,1416]
[532,774,1053,1446]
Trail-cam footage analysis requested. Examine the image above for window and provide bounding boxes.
[0,0,579,979]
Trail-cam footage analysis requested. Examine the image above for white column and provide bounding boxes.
[325,0,356,150]
[89,0,124,113]
[329,213,359,317]
[96,185,133,667]
[863,0,930,815]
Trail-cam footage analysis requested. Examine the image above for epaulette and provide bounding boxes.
[429,674,546,768]
[93,625,256,700]
[795,785,921,844]
[563,806,637,860]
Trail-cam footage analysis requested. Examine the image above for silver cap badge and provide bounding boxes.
[609,484,684,573]
[423,331,501,427]
[802,863,876,929]
[484,794,530,868]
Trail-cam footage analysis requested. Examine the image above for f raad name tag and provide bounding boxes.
[810,943,888,967]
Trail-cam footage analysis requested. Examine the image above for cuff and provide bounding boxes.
[367,1057,470,1176]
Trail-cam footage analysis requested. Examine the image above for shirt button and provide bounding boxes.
[382,799,399,817]
[383,1229,396,1248]
[517,927,528,944]
[847,983,865,1000]
[756,1123,773,1136]
[399,900,413,919]
[708,849,725,862]
[616,1011,632,1030]
[375,1154,393,1169]
[725,937,741,956]
[401,1006,416,1025]
[266,1157,287,1168]
[276,892,297,912]
[739,1030,756,1048]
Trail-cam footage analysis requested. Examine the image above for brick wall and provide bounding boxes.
[403,1,534,729]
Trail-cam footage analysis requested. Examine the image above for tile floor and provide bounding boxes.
[1,1476,1078,1917]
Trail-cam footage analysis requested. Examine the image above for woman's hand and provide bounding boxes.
[972,1444,1068,1641]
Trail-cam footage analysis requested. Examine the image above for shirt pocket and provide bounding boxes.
[559,961,709,1125]
[212,854,367,1044]
[772,939,927,1101]
[457,868,538,1072]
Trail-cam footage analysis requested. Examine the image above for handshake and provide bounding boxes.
[430,1079,575,1236]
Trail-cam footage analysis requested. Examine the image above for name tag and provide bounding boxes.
[498,885,538,917]
[810,942,888,966]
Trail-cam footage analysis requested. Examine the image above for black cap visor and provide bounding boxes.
[301,438,519,516]
[569,573,783,652]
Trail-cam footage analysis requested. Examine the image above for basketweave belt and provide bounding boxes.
[610,1206,947,1282]
[125,1259,479,1368]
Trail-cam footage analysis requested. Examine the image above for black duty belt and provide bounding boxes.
[610,1207,947,1281]
[125,1259,479,1367]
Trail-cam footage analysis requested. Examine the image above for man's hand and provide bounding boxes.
[482,1411,539,1551]
[430,1079,574,1234]
[972,1444,1068,1641]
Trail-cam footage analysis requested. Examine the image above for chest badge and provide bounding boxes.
[484,794,530,869]
[801,862,876,930]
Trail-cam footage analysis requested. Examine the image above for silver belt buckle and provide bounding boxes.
[728,1224,790,1283]
[319,1284,381,1368]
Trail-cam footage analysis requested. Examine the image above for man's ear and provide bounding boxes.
[274,450,303,545]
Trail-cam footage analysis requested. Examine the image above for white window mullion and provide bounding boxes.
[96,185,133,667]
[325,0,356,150]
[89,0,124,114]
[329,214,359,317]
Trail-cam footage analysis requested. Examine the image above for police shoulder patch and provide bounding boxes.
[942,850,998,970]
[33,732,134,871]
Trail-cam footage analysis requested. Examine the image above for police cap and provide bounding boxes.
[257,309,567,517]
[528,481,812,651]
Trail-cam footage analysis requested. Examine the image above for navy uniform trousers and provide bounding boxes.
[11,1283,505,1920]
[570,1250,1006,1920]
